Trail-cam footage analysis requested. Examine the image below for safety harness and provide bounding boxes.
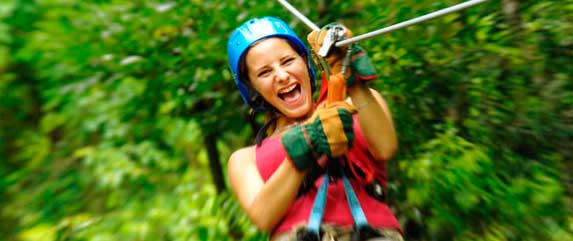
[294,26,386,241]
[296,162,386,241]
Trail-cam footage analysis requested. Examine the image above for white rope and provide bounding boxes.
[335,0,488,47]
[277,0,488,46]
[277,0,320,31]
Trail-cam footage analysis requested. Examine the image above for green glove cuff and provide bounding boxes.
[304,117,331,156]
[281,105,356,171]
[305,108,355,157]
[281,125,314,171]
[338,108,355,149]
[346,45,377,86]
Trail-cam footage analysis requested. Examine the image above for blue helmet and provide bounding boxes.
[227,16,315,110]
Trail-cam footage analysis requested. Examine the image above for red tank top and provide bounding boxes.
[256,115,403,236]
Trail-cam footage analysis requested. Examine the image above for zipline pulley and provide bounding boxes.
[318,26,347,57]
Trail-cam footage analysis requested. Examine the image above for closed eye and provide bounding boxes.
[282,57,294,65]
[257,69,271,77]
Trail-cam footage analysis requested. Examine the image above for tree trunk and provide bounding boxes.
[204,134,226,193]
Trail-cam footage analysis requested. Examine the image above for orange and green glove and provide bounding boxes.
[307,23,377,87]
[281,102,357,172]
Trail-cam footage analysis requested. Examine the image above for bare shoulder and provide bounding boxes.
[228,145,264,205]
[228,145,256,171]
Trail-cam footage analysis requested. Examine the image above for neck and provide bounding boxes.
[275,117,297,131]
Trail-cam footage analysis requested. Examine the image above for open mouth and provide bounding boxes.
[278,83,302,103]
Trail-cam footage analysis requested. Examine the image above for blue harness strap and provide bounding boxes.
[307,172,370,234]
[308,173,329,234]
[342,175,369,228]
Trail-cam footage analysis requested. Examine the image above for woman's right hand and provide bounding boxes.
[307,23,378,87]
[281,101,357,171]
[307,23,353,76]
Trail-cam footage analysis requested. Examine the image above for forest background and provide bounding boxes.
[1,0,572,240]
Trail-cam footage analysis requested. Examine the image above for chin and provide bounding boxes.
[272,82,313,119]
[281,102,312,119]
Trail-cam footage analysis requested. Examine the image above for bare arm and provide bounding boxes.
[228,146,305,231]
[347,82,398,161]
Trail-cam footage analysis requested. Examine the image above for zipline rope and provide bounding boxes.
[277,0,320,31]
[336,0,488,47]
[277,0,489,46]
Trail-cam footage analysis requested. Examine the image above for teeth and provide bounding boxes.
[280,84,297,94]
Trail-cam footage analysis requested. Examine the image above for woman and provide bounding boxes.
[227,16,404,241]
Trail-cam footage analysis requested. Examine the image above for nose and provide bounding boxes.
[275,67,289,83]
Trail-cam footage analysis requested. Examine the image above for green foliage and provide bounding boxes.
[1,0,571,241]
[402,127,566,240]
